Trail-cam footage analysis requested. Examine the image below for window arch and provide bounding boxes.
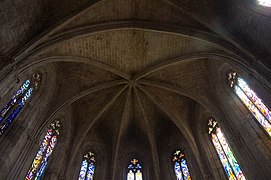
[127,159,143,180]
[25,120,60,180]
[258,0,271,7]
[172,149,191,180]
[228,72,271,137]
[0,73,41,136]
[78,151,95,180]
[208,118,246,180]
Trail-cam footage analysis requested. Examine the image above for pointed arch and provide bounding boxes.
[127,159,143,180]
[25,120,60,180]
[228,71,271,137]
[208,118,246,180]
[0,73,41,136]
[172,149,191,180]
[78,151,95,180]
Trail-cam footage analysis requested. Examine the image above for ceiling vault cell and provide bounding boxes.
[164,0,255,60]
[134,52,250,81]
[34,81,128,139]
[9,0,103,61]
[65,84,129,175]
[136,84,206,176]
[138,79,221,117]
[18,56,131,80]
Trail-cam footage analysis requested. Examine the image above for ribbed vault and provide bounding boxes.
[28,50,224,179]
[2,0,271,179]
[9,20,235,180]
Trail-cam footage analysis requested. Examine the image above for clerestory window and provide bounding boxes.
[127,159,143,180]
[208,118,246,180]
[0,74,41,136]
[173,149,191,180]
[78,151,95,180]
[25,120,60,180]
[228,72,271,137]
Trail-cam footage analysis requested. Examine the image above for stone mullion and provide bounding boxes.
[214,132,237,180]
[31,130,53,179]
[235,82,271,125]
[85,161,90,180]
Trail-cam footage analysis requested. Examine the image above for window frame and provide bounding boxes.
[207,118,247,180]
[227,71,271,139]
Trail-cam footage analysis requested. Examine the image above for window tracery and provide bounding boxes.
[25,120,60,180]
[127,159,143,180]
[173,149,191,180]
[0,74,41,135]
[208,118,246,180]
[78,151,95,180]
[228,72,271,137]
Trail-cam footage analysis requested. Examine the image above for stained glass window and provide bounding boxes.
[25,120,60,180]
[258,0,271,7]
[208,118,246,180]
[0,73,41,136]
[228,72,271,137]
[173,150,191,180]
[78,151,95,180]
[127,159,143,180]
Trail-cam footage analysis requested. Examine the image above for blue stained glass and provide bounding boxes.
[78,160,88,180]
[86,163,95,180]
[16,79,31,96]
[180,159,191,180]
[136,164,142,170]
[78,152,95,180]
[0,79,30,122]
[0,88,34,135]
[174,162,183,180]
[0,74,40,136]
[0,99,16,122]
[127,159,143,180]
[173,150,191,180]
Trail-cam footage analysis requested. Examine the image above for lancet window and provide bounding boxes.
[173,149,191,180]
[0,74,41,135]
[78,151,95,180]
[208,118,246,180]
[127,159,143,180]
[25,120,60,180]
[228,72,271,137]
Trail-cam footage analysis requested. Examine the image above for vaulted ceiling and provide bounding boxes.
[1,0,271,179]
